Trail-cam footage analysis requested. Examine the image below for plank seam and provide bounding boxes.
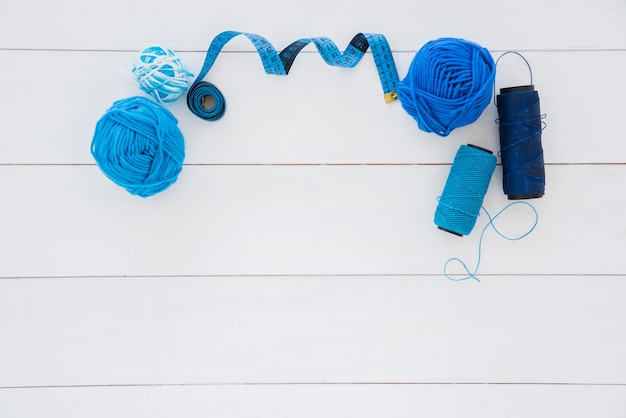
[1,274,625,280]
[2,382,626,390]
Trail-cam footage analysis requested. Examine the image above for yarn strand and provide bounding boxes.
[444,201,539,282]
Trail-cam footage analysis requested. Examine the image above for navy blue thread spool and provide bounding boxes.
[495,52,546,199]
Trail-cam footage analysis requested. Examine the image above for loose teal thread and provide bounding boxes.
[444,201,539,282]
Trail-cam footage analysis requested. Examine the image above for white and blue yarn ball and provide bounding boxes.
[132,45,194,103]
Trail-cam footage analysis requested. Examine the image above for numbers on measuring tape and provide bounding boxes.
[192,31,400,103]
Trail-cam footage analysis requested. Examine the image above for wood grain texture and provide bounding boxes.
[0,165,624,277]
[1,0,625,415]
[1,276,626,387]
[2,384,626,418]
[1,0,625,51]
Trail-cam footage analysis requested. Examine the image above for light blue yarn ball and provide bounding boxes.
[91,96,185,197]
[398,38,495,137]
[132,45,194,103]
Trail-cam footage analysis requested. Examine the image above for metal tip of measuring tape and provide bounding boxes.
[384,90,398,104]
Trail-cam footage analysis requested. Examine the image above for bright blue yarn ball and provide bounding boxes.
[398,38,496,137]
[91,96,185,197]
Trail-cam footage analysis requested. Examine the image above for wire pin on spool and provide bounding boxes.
[495,52,546,199]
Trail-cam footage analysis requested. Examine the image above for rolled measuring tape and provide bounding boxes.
[187,81,226,121]
[187,31,400,121]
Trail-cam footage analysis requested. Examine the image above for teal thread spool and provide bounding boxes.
[435,144,497,236]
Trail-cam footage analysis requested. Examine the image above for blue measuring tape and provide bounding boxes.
[187,31,400,121]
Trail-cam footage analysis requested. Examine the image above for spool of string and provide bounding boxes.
[91,96,185,197]
[435,144,539,282]
[434,144,497,236]
[132,45,194,104]
[398,38,495,137]
[495,52,546,199]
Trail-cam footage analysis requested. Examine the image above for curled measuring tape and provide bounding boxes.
[188,31,400,121]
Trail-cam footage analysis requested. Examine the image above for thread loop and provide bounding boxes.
[443,202,539,282]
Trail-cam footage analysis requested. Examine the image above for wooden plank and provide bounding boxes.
[0,164,623,277]
[0,50,623,164]
[0,1,623,416]
[2,384,626,418]
[1,275,625,387]
[0,0,625,51]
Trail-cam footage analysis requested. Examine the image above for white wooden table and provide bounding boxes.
[1,0,625,416]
